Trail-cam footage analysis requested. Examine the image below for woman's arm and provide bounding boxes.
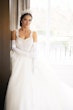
[11,30,16,50]
[32,31,39,58]
[11,30,16,40]
[33,31,37,42]
[32,31,38,72]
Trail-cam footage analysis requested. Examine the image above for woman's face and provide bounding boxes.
[21,15,32,28]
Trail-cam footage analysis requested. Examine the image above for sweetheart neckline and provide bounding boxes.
[17,30,32,41]
[18,35,32,41]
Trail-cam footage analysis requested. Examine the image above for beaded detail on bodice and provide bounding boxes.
[15,30,33,52]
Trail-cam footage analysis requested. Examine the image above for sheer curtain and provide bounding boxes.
[30,0,73,87]
[9,0,30,31]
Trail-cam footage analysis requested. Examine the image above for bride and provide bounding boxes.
[4,9,73,110]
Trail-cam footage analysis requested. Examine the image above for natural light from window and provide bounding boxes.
[30,0,73,64]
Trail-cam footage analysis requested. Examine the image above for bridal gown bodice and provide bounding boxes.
[16,31,33,51]
[16,30,34,53]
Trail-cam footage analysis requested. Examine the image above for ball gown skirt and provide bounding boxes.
[4,50,73,110]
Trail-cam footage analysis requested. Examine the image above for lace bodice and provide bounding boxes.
[16,30,33,52]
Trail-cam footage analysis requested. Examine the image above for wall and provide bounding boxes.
[0,0,11,110]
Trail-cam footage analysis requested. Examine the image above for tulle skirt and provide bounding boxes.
[4,50,73,110]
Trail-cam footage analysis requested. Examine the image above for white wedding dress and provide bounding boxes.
[4,30,73,110]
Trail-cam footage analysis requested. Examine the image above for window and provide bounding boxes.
[30,0,49,42]
[30,0,73,38]
[30,0,73,63]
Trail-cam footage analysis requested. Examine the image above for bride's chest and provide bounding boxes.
[16,37,33,51]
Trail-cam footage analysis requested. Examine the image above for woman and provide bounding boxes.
[5,10,37,110]
[5,9,73,110]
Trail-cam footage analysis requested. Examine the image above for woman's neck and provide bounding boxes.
[21,26,30,31]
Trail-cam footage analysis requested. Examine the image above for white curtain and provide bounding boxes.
[9,0,30,31]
